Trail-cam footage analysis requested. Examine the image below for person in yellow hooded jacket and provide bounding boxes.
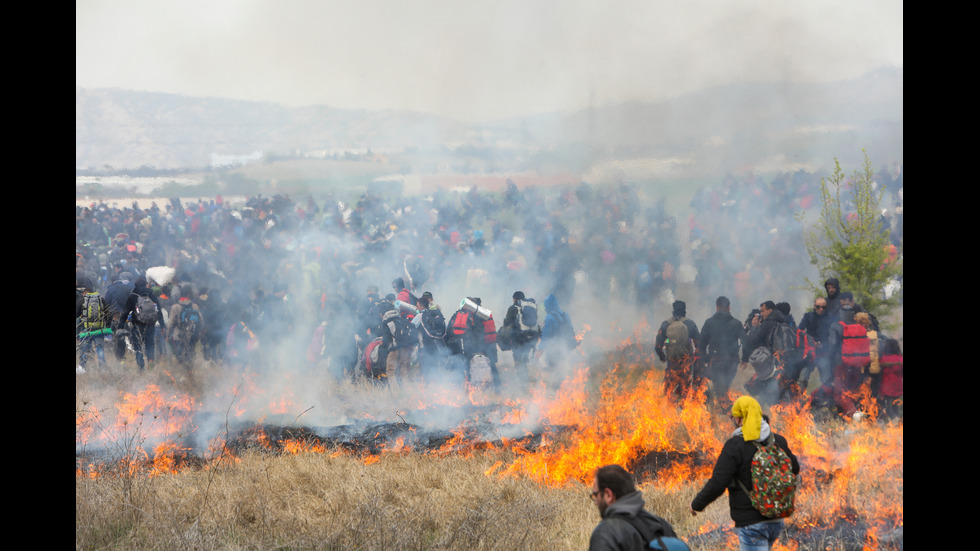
[689,395,800,551]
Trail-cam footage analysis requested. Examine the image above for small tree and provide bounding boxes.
[799,150,902,319]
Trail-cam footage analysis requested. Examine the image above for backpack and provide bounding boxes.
[469,353,493,387]
[748,346,776,380]
[664,318,691,362]
[134,294,158,325]
[364,337,385,377]
[82,292,106,330]
[482,316,497,344]
[617,514,691,551]
[496,326,513,351]
[768,322,802,367]
[866,330,880,374]
[419,308,447,341]
[736,434,798,519]
[451,310,472,337]
[179,306,202,335]
[517,299,539,333]
[879,353,903,397]
[839,322,870,368]
[385,311,417,349]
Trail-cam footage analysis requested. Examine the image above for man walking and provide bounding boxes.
[699,296,747,406]
[798,297,833,387]
[690,395,800,551]
[589,464,682,551]
[502,291,540,388]
[655,300,701,398]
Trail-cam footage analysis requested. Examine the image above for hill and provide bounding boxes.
[76,67,902,185]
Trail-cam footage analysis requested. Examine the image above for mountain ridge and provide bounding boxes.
[76,67,902,180]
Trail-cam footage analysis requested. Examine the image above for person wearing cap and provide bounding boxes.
[690,395,800,551]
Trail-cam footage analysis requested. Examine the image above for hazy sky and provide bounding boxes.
[76,0,902,124]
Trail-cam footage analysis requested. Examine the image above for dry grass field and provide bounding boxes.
[76,343,902,551]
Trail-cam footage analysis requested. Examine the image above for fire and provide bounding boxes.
[496,364,723,488]
[282,438,327,455]
[77,323,901,548]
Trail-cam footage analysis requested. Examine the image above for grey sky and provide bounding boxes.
[76,0,902,124]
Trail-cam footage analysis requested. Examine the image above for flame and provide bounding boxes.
[77,323,901,546]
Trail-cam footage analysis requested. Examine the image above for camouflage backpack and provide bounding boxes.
[664,318,691,362]
[736,434,797,518]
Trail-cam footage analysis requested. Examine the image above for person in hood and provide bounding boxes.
[690,395,800,551]
[539,293,576,388]
[823,277,842,321]
[589,464,680,551]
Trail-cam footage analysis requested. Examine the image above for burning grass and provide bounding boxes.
[77,338,902,550]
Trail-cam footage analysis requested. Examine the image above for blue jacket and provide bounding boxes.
[540,294,565,342]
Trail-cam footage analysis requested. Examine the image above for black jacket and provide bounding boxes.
[798,309,833,345]
[654,317,700,362]
[691,425,800,527]
[589,490,678,551]
[123,284,166,328]
[699,310,747,358]
[741,309,786,362]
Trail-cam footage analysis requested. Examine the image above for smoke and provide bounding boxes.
[78,165,903,458]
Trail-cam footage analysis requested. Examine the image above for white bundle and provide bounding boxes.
[145,266,176,286]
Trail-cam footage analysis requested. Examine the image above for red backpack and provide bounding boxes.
[839,322,870,367]
[482,316,496,344]
[451,311,472,336]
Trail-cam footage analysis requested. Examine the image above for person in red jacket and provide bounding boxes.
[878,338,903,419]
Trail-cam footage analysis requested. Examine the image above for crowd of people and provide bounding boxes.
[650,277,903,420]
[76,169,902,413]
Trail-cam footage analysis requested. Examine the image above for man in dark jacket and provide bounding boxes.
[446,298,486,385]
[798,297,833,387]
[655,300,701,399]
[122,276,166,373]
[589,464,680,551]
[699,296,747,406]
[414,292,449,383]
[741,300,787,407]
[690,395,800,551]
[502,291,539,388]
[824,277,843,321]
